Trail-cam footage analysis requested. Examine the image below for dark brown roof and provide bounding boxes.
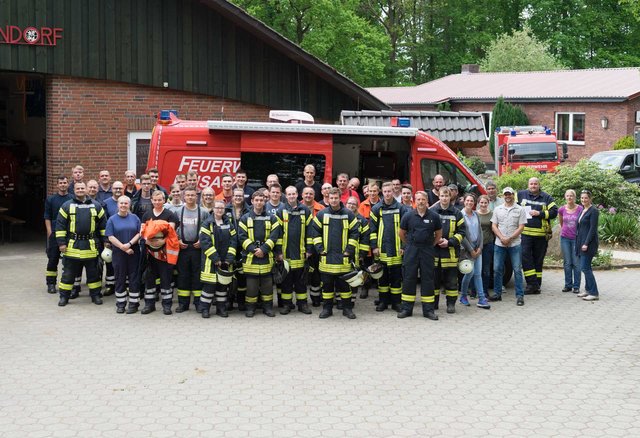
[204,0,388,110]
[368,68,640,105]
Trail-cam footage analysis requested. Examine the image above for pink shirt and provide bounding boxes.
[559,205,583,239]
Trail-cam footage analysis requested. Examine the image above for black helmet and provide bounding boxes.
[271,260,290,284]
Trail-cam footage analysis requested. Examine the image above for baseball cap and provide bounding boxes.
[502,187,515,194]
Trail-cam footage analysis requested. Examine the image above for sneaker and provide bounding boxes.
[488,294,502,302]
[477,299,491,309]
[572,288,580,294]
[583,294,599,301]
[576,291,589,298]
[459,296,470,306]
[562,287,572,292]
[516,297,524,306]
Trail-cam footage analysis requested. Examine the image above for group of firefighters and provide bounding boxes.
[45,163,557,320]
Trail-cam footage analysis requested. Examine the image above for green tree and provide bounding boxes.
[489,97,529,157]
[480,27,565,72]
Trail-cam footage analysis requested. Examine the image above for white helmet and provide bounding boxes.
[101,247,112,263]
[217,264,234,286]
[341,266,365,287]
[367,263,384,280]
[458,259,474,275]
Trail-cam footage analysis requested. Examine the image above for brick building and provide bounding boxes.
[0,0,386,228]
[368,66,640,166]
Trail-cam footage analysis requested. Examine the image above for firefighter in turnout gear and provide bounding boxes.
[238,191,281,317]
[430,186,465,314]
[226,188,249,311]
[369,182,408,312]
[275,186,314,315]
[44,176,72,294]
[311,188,360,319]
[398,191,442,319]
[55,181,108,307]
[517,177,558,294]
[300,186,324,306]
[199,200,237,318]
[345,196,370,307]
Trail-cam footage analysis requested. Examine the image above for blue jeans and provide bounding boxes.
[579,253,599,296]
[560,237,580,289]
[481,242,494,294]
[461,254,486,300]
[493,244,524,298]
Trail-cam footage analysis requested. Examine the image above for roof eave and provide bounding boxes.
[202,0,389,111]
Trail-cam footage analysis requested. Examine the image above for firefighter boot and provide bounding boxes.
[391,294,402,312]
[434,293,440,310]
[359,287,369,299]
[141,300,156,314]
[227,291,235,311]
[70,286,80,300]
[280,299,292,315]
[446,296,456,314]
[175,296,190,313]
[237,291,247,312]
[58,296,69,307]
[216,302,228,318]
[263,301,275,317]
[194,296,203,313]
[297,300,312,315]
[201,302,212,319]
[342,299,356,319]
[126,303,139,314]
[245,303,256,318]
[422,303,439,320]
[318,301,333,319]
[375,293,389,312]
[162,300,173,315]
[47,284,57,294]
[397,301,414,319]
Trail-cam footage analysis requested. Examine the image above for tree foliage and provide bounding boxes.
[613,136,635,150]
[480,27,565,72]
[231,0,640,87]
[489,97,529,157]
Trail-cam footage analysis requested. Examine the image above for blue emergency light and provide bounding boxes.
[160,109,178,120]
[545,129,552,135]
[510,129,517,136]
[397,117,411,127]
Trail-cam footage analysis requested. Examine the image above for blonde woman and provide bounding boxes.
[200,187,216,215]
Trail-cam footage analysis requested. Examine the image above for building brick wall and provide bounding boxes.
[46,75,274,192]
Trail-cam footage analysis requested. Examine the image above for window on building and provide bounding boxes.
[556,113,585,144]
[480,112,492,140]
[127,132,152,180]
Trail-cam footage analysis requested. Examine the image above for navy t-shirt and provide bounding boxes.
[44,193,72,221]
[106,213,141,252]
[103,197,119,218]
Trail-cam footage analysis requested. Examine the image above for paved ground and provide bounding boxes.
[1,241,639,437]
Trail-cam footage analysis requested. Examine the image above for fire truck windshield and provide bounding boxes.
[508,142,557,162]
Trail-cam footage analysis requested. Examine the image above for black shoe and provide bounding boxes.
[141,304,156,314]
[126,304,139,314]
[391,303,402,312]
[336,300,344,310]
[397,303,413,319]
[163,306,173,315]
[116,306,125,314]
[194,297,203,313]
[573,288,580,294]
[58,296,69,307]
[70,288,80,300]
[263,303,275,317]
[424,310,439,320]
[489,294,502,302]
[92,296,103,305]
[310,295,321,307]
[201,307,211,318]
[279,306,291,315]
[297,301,312,315]
[375,302,388,312]
[446,303,455,314]
[214,303,227,317]
[319,302,333,319]
[102,287,115,297]
[359,288,369,299]
[517,297,525,306]
[342,303,356,319]
[245,304,256,318]
[562,287,572,292]
[175,296,190,313]
[47,284,57,294]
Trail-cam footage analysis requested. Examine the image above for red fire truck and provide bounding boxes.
[147,110,485,195]
[494,126,568,175]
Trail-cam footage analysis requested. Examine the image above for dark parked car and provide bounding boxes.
[590,150,640,184]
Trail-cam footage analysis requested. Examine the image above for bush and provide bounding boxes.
[613,135,635,150]
[494,166,544,192]
[457,152,487,175]
[544,159,640,215]
[592,250,613,268]
[598,212,640,247]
